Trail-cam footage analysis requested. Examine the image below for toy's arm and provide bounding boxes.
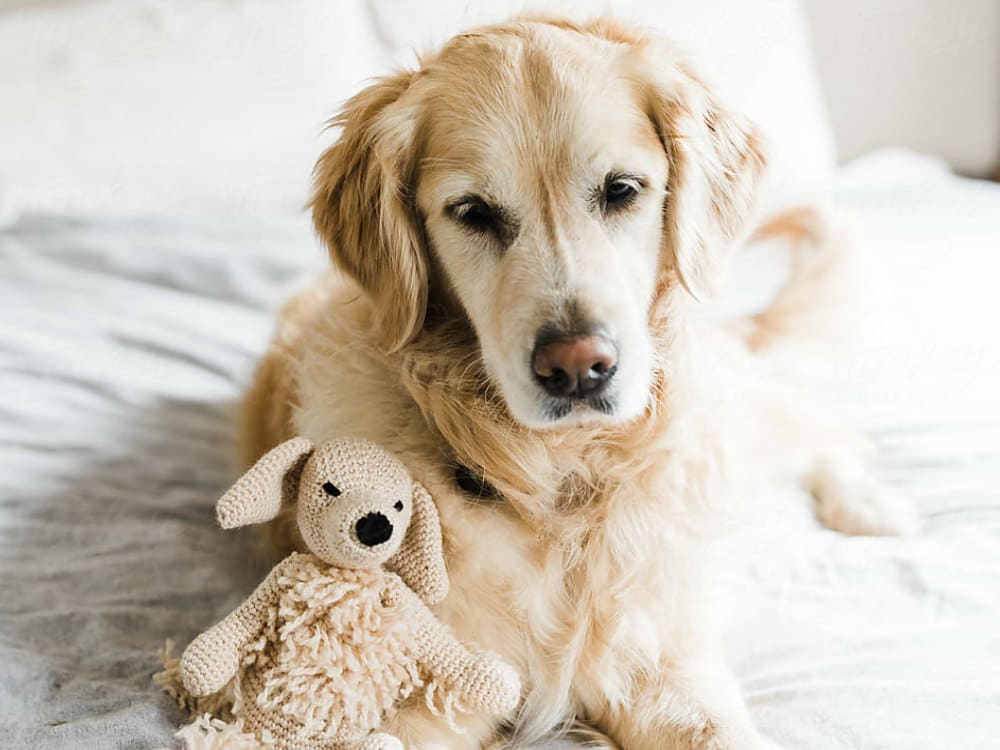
[391,579,520,717]
[180,554,297,696]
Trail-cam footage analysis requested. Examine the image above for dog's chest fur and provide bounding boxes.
[295,317,728,726]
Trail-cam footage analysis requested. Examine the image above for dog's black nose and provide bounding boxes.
[355,512,393,547]
[532,330,618,399]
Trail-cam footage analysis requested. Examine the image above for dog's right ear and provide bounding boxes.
[612,28,767,301]
[216,437,314,529]
[310,69,427,353]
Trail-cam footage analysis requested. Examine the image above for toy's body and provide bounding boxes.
[180,438,520,750]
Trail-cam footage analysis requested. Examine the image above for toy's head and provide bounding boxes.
[216,437,447,599]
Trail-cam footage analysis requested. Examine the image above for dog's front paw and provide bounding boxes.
[813,473,921,537]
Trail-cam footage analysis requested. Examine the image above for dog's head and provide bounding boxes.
[311,17,765,429]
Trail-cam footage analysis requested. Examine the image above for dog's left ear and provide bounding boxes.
[634,42,767,299]
[310,70,428,352]
[387,480,449,606]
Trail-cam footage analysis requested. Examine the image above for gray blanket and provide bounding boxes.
[0,216,321,748]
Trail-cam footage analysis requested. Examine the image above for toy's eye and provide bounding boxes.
[322,481,342,497]
[393,500,404,512]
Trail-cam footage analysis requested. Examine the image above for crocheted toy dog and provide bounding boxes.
[180,437,521,750]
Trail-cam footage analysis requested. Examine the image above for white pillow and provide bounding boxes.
[0,0,381,220]
[0,0,833,220]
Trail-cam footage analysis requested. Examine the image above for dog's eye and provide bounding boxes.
[447,197,514,243]
[393,500,404,512]
[605,181,636,204]
[321,481,341,497]
[453,199,496,231]
[600,173,644,214]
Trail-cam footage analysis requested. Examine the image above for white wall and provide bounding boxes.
[802,0,1000,175]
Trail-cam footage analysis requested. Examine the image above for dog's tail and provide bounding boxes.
[728,205,860,352]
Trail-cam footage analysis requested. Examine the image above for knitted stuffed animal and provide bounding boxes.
[180,437,521,750]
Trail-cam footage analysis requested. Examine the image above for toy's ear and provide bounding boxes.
[387,481,449,605]
[216,437,314,529]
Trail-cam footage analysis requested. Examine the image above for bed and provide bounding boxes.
[2,150,997,750]
[1,2,998,749]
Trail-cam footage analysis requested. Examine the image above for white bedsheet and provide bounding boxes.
[724,152,1000,749]
[1,153,998,748]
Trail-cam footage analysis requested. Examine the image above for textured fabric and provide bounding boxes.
[0,152,999,749]
[387,483,450,606]
[714,152,1000,749]
[0,215,321,750]
[178,438,516,749]
[216,438,315,530]
[176,558,519,750]
[232,561,421,748]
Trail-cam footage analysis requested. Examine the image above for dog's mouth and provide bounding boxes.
[519,348,654,428]
[539,390,618,423]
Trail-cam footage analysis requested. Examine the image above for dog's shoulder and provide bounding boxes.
[292,274,432,459]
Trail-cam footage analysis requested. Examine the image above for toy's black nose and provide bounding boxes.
[355,512,392,547]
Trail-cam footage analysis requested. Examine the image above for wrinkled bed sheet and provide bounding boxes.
[1,152,998,749]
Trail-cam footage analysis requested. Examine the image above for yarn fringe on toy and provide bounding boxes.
[153,560,468,748]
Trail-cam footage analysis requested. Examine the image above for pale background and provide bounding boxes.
[802,0,1000,176]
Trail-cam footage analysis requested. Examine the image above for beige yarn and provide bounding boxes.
[178,437,521,750]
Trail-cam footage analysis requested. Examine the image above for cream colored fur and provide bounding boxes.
[239,16,919,750]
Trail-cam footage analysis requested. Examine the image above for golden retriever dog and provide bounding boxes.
[238,16,918,750]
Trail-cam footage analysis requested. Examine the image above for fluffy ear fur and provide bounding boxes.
[216,437,314,529]
[387,481,449,606]
[529,16,767,299]
[636,41,767,299]
[310,70,428,352]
